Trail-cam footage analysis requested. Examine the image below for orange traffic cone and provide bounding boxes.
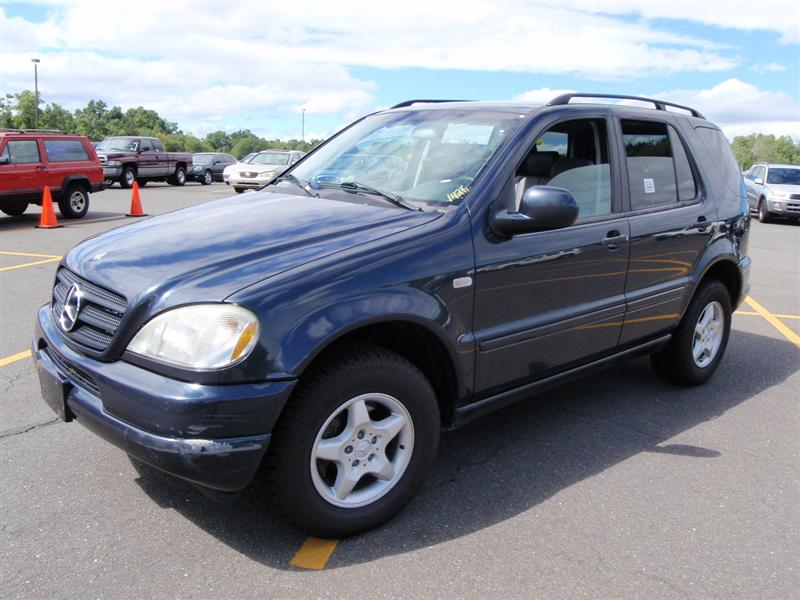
[127,181,147,217]
[36,186,62,229]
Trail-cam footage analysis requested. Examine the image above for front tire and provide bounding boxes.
[57,184,89,219]
[758,199,772,223]
[266,346,440,537]
[651,280,731,386]
[201,170,212,185]
[233,187,245,194]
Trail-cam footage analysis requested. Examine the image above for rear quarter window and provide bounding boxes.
[44,139,90,162]
[694,126,742,195]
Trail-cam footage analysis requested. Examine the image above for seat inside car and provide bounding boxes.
[514,151,559,207]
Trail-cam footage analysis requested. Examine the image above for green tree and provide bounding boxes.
[41,103,75,132]
[731,134,800,170]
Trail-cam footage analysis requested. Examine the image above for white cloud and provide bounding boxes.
[660,79,800,138]
[574,1,800,44]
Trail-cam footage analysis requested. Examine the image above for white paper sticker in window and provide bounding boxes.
[643,178,655,194]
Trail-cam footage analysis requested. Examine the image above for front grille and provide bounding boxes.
[52,268,127,352]
[98,154,107,166]
[786,202,800,213]
[46,346,100,397]
[242,172,257,178]
[789,194,800,200]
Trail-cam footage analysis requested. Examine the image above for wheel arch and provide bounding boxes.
[293,316,464,428]
[694,257,743,310]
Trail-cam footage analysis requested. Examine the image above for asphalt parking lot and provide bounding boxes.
[1,185,798,599]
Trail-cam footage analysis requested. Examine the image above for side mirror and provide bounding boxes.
[754,177,763,185]
[490,186,579,236]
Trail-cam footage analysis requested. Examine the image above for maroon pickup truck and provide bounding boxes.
[95,136,192,188]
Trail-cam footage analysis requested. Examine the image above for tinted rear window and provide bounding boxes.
[695,126,742,195]
[44,139,90,162]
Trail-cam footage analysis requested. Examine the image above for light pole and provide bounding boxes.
[31,58,41,129]
[301,108,306,144]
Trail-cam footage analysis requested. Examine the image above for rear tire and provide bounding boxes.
[1,202,28,216]
[168,167,186,186]
[758,199,772,223]
[120,167,136,189]
[57,184,90,219]
[651,280,731,386]
[265,345,440,537]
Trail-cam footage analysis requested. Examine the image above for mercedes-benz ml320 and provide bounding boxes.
[33,94,751,536]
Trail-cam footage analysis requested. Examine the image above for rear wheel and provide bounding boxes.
[120,166,136,189]
[758,198,772,223]
[266,346,440,537]
[1,201,29,216]
[168,167,186,186]
[57,184,90,219]
[651,280,731,385]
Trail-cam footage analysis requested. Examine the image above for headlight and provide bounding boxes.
[259,170,275,178]
[769,190,789,199]
[106,160,119,166]
[127,304,260,370]
[193,165,202,171]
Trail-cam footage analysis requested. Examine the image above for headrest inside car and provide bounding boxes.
[518,151,560,177]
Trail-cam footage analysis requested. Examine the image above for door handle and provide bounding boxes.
[35,165,46,170]
[602,230,628,251]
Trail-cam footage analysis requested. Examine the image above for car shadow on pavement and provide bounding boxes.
[130,328,798,569]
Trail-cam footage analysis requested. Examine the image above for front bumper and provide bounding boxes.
[33,305,296,493]
[228,174,276,188]
[103,166,122,178]
[768,198,800,215]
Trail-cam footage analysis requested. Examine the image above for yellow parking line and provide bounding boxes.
[0,251,62,259]
[290,537,338,570]
[0,350,31,367]
[744,296,800,348]
[0,257,61,272]
[736,310,800,320]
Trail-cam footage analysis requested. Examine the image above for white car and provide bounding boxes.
[226,150,306,193]
[222,152,256,184]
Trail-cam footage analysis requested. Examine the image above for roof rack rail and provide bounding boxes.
[546,93,705,119]
[390,99,470,109]
[0,128,66,134]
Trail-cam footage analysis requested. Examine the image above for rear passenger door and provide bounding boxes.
[472,114,630,396]
[613,115,713,345]
[42,138,92,194]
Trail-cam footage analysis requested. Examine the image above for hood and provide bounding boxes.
[767,183,800,194]
[65,192,439,313]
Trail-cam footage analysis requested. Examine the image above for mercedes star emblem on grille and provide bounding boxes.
[59,284,84,332]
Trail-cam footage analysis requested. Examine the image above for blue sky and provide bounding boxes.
[1,1,798,140]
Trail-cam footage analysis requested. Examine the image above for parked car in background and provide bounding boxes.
[34,94,750,537]
[227,150,305,193]
[222,152,256,185]
[0,130,104,218]
[188,152,237,185]
[96,136,192,188]
[744,162,800,222]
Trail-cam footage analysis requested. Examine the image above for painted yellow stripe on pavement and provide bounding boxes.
[744,296,800,348]
[290,537,338,570]
[0,251,62,259]
[0,257,61,272]
[736,310,800,320]
[0,350,32,367]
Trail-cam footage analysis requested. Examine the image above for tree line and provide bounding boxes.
[2,90,798,167]
[0,90,322,158]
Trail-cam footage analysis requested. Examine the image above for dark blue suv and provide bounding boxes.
[33,95,751,536]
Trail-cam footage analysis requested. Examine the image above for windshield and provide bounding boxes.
[767,168,800,185]
[193,153,214,164]
[96,137,138,152]
[251,152,290,165]
[289,109,524,204]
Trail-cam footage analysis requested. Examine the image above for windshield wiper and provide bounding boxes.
[338,181,421,211]
[271,173,317,197]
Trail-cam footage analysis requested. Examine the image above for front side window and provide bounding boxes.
[44,139,89,162]
[193,153,214,164]
[289,109,524,205]
[0,140,41,164]
[766,168,800,185]
[515,118,612,219]
[139,139,154,152]
[622,120,697,210]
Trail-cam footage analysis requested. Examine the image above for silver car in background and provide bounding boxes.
[227,150,305,193]
[744,163,800,223]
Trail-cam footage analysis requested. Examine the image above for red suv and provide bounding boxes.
[0,130,105,218]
